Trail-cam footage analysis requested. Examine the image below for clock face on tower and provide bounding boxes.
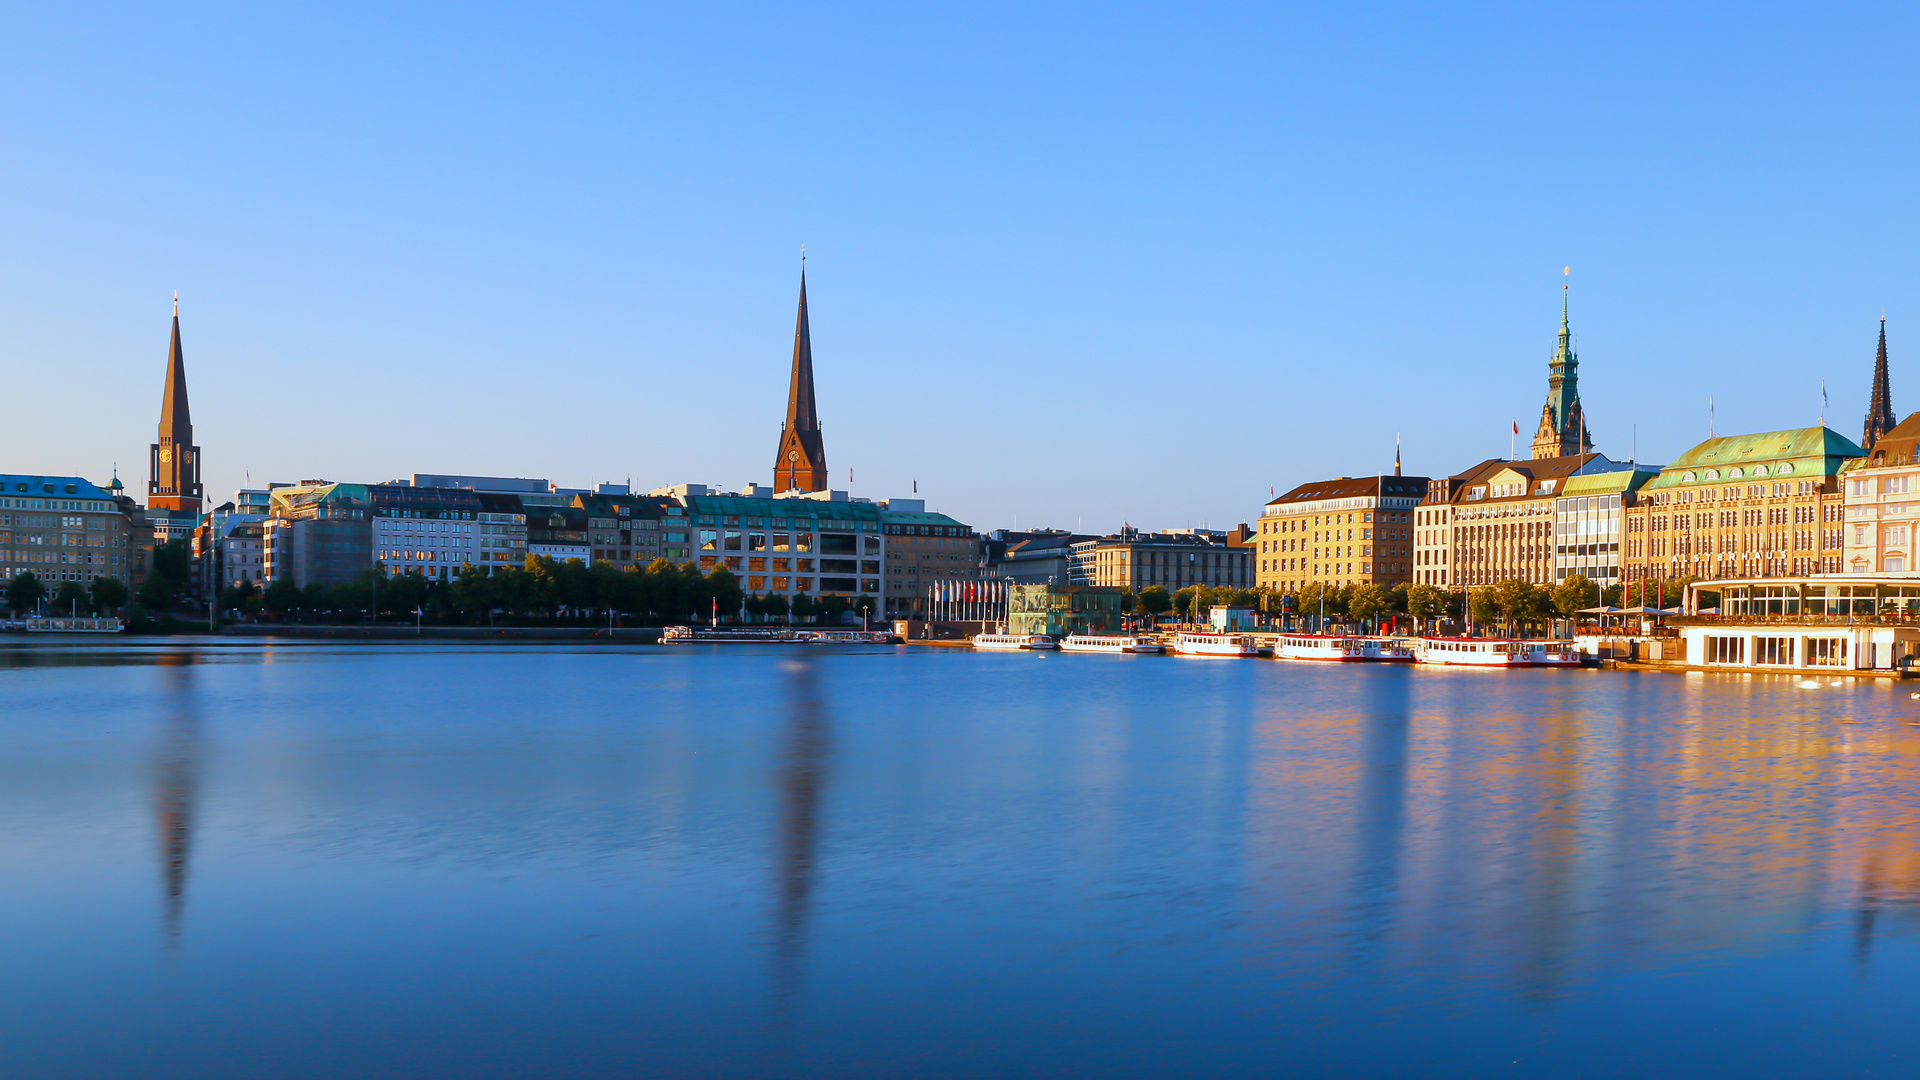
[159,446,172,463]
[788,450,798,462]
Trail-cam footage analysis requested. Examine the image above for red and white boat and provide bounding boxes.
[1271,634,1413,663]
[1169,631,1260,658]
[1413,638,1581,668]
[1060,634,1164,654]
[971,633,1058,651]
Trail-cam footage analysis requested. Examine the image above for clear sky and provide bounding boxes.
[4,3,1917,533]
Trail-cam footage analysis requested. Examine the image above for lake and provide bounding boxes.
[1,640,1915,1078]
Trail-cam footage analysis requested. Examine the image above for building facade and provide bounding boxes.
[1087,527,1255,592]
[0,475,132,587]
[1551,468,1655,589]
[264,482,373,589]
[673,491,883,599]
[1841,412,1920,574]
[1623,427,1859,586]
[528,506,591,564]
[570,493,672,569]
[1258,476,1427,592]
[1006,584,1124,636]
[1421,454,1626,588]
[370,484,486,579]
[879,500,976,615]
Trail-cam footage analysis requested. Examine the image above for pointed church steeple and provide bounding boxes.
[774,268,828,492]
[149,295,203,514]
[1864,316,1895,450]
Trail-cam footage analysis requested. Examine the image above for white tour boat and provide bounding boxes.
[1270,634,1413,663]
[1413,638,1581,668]
[1169,632,1260,658]
[802,629,896,644]
[662,625,807,644]
[971,633,1058,651]
[1059,634,1164,654]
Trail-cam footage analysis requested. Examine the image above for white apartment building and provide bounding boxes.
[1842,415,1920,574]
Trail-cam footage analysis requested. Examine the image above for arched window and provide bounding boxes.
[1704,470,1719,481]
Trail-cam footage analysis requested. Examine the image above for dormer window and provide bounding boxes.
[1704,470,1719,481]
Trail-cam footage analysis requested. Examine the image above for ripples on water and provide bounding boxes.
[0,641,1915,1079]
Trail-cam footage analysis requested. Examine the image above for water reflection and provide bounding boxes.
[1344,673,1409,956]
[5,650,1920,1078]
[152,652,201,948]
[771,658,831,1021]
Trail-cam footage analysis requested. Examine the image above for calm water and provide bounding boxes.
[1,641,1916,1079]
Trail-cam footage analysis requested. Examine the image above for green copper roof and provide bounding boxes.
[1559,468,1654,497]
[1644,427,1863,489]
[878,510,972,529]
[684,495,879,522]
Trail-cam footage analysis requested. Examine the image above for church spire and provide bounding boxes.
[149,296,203,514]
[1864,316,1895,450]
[774,266,828,492]
[160,293,191,439]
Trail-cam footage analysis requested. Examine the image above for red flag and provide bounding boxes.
[1512,420,1520,435]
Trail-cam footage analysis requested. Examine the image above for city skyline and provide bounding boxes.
[3,5,1918,531]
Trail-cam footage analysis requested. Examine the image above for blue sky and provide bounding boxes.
[4,3,1917,532]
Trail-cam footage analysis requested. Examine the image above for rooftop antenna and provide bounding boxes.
[1820,380,1827,429]
[1709,396,1716,439]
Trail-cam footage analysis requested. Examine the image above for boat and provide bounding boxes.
[1412,637,1581,668]
[971,633,1057,651]
[1059,634,1163,654]
[23,616,123,633]
[801,629,897,644]
[1169,631,1259,658]
[1271,634,1413,663]
[661,625,808,644]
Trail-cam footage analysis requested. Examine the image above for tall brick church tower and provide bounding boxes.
[774,270,828,492]
[1863,317,1895,451]
[149,296,203,514]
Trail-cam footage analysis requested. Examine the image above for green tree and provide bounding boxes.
[264,577,303,618]
[1600,583,1624,607]
[1348,583,1390,627]
[1137,585,1172,621]
[1405,583,1449,631]
[704,567,744,622]
[47,580,86,615]
[818,594,850,624]
[137,572,177,612]
[790,592,818,624]
[382,571,432,619]
[89,576,129,614]
[852,595,880,621]
[1490,578,1547,636]
[5,571,45,615]
[1468,587,1500,630]
[761,591,790,623]
[1552,574,1601,618]
[150,539,192,592]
